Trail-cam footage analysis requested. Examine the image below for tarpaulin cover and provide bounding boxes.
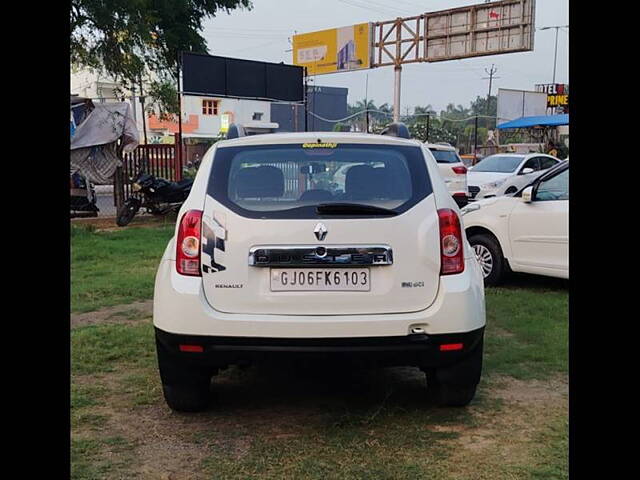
[496,114,569,129]
[70,103,139,184]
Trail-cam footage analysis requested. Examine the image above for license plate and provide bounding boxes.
[270,268,370,292]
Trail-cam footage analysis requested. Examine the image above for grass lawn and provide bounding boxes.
[70,223,174,313]
[70,225,568,479]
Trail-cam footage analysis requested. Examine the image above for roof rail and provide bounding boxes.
[380,122,410,140]
[226,123,247,139]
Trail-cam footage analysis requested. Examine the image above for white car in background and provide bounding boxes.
[462,160,569,285]
[467,153,560,201]
[425,143,469,207]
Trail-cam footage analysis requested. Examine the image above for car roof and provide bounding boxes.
[215,131,422,148]
[424,143,456,151]
[483,153,527,157]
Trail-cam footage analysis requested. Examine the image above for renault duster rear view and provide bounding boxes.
[153,126,486,412]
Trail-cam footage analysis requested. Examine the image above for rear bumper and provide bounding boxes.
[155,326,484,369]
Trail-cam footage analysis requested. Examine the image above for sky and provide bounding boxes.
[201,0,569,113]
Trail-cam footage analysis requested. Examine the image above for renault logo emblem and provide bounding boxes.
[314,223,328,241]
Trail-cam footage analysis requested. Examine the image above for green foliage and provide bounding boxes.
[70,0,252,115]
[347,96,497,151]
[484,282,568,379]
[72,323,156,375]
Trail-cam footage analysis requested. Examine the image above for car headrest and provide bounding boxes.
[299,189,334,202]
[345,165,390,199]
[235,166,284,198]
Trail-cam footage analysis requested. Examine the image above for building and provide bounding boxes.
[70,68,147,141]
[148,96,278,142]
[71,68,349,145]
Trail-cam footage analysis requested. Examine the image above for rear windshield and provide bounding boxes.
[429,149,461,164]
[208,143,432,218]
[472,155,524,173]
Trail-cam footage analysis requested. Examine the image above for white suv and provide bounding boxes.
[425,143,469,208]
[153,124,486,411]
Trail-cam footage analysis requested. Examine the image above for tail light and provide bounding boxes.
[438,208,465,275]
[176,209,203,276]
[452,166,467,175]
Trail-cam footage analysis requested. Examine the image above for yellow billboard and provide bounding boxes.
[293,23,372,76]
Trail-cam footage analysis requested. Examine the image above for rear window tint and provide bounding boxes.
[208,143,432,219]
[429,149,461,164]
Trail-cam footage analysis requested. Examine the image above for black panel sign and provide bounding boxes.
[182,52,303,102]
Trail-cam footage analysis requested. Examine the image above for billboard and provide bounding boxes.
[293,23,373,75]
[496,88,547,124]
[181,52,304,102]
[424,0,535,62]
[535,84,569,111]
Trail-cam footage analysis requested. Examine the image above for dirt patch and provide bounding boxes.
[71,300,153,329]
[490,374,568,404]
[71,215,174,232]
[442,375,568,478]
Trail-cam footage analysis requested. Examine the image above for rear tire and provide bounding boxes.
[161,381,211,413]
[156,336,213,412]
[468,233,505,286]
[425,335,483,407]
[116,198,140,226]
[426,374,478,407]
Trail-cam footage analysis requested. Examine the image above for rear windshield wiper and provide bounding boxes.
[316,203,398,216]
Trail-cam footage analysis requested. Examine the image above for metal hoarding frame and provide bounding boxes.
[496,88,548,124]
[423,0,535,63]
[181,52,304,103]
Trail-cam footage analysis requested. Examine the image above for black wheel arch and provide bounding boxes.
[465,226,512,272]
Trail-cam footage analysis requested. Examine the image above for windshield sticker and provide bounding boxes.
[302,143,338,149]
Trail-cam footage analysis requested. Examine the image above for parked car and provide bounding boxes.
[425,142,469,207]
[462,160,569,285]
[153,123,486,412]
[467,153,560,201]
[459,153,484,167]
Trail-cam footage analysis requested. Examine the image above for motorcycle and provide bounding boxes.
[70,172,99,217]
[116,172,193,226]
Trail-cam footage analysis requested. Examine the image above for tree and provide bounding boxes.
[469,95,497,130]
[71,0,252,116]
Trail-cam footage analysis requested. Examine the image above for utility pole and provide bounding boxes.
[139,74,148,145]
[176,52,183,177]
[474,115,478,159]
[482,64,500,130]
[130,83,137,123]
[304,68,309,132]
[426,114,430,143]
[540,25,568,85]
[365,74,369,133]
[393,65,402,123]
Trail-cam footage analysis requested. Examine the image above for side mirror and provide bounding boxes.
[521,167,534,175]
[521,186,533,203]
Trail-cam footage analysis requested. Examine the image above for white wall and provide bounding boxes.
[181,95,272,137]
